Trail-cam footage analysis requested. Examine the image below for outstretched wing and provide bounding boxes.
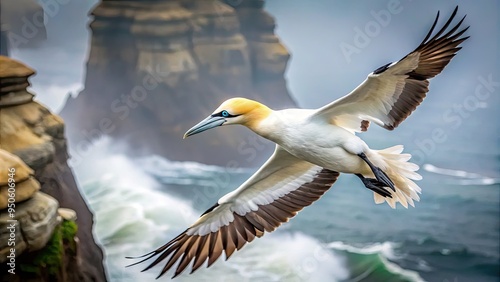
[127,146,340,278]
[312,6,469,133]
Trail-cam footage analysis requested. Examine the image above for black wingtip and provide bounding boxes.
[154,269,168,279]
[416,6,469,51]
[126,252,160,269]
[125,251,155,259]
[141,266,152,273]
[126,259,147,268]
[124,251,158,268]
[127,259,148,268]
[429,6,459,41]
[419,10,440,46]
[125,262,136,268]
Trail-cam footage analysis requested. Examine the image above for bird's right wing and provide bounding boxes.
[312,6,469,133]
[128,145,340,278]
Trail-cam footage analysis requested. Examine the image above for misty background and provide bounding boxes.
[4,1,499,281]
[8,0,499,172]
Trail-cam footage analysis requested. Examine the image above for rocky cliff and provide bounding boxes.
[60,0,295,166]
[0,56,106,281]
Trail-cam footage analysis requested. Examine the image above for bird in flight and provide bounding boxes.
[128,6,468,279]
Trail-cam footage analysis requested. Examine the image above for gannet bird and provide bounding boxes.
[129,7,468,279]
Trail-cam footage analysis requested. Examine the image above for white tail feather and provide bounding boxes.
[370,145,422,209]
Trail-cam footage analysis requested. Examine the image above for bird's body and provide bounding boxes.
[128,7,469,279]
[253,108,371,174]
[212,98,421,209]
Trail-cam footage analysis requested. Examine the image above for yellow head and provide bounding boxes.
[184,97,271,138]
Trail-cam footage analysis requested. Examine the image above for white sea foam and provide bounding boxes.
[423,164,500,186]
[327,241,400,260]
[423,164,484,178]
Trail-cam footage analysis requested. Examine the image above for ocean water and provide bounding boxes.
[72,137,499,282]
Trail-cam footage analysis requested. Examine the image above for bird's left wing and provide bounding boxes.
[128,145,340,278]
[312,7,469,133]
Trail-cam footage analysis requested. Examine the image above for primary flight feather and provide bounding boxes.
[128,6,469,279]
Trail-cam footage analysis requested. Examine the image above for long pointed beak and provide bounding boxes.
[183,116,226,139]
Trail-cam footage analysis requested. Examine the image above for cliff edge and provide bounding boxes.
[0,56,106,281]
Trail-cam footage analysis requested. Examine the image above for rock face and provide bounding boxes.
[0,149,51,259]
[0,149,34,185]
[0,56,106,281]
[0,56,35,106]
[14,192,58,252]
[0,176,41,209]
[60,0,296,166]
[0,192,59,260]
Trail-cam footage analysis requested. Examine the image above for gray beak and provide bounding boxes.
[183,116,226,138]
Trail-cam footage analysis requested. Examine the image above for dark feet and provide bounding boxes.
[356,174,393,198]
[357,152,395,191]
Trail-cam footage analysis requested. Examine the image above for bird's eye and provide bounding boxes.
[221,110,230,117]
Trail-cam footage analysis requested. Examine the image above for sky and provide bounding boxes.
[6,0,499,172]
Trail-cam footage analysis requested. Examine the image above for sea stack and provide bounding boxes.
[60,0,296,166]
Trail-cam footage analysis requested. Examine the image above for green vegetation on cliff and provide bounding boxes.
[19,220,78,276]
